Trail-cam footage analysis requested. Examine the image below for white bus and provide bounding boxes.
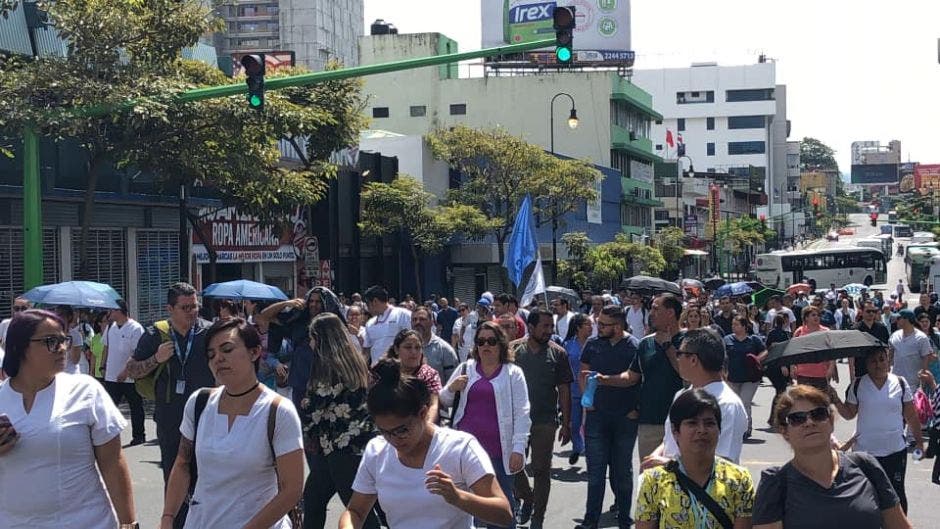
[911,232,936,245]
[855,235,893,261]
[754,247,888,289]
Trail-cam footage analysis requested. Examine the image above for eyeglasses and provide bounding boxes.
[12,305,28,312]
[30,335,72,352]
[377,418,416,440]
[784,406,830,426]
[475,337,499,347]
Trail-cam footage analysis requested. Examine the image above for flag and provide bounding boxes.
[665,130,675,148]
[503,194,538,287]
[520,254,546,308]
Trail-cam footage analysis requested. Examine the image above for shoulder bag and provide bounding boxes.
[665,460,734,529]
[135,320,172,401]
[443,362,469,427]
[267,395,304,527]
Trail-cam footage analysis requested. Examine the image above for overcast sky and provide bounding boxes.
[363,0,940,173]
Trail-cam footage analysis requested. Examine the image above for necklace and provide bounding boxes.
[225,382,260,398]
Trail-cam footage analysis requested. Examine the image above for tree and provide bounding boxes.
[652,227,686,278]
[426,125,598,289]
[558,232,665,291]
[358,175,493,298]
[0,0,366,277]
[800,137,840,172]
[557,232,592,291]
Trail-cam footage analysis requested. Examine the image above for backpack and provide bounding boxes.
[913,388,934,426]
[135,320,172,401]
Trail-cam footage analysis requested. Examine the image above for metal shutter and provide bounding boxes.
[0,227,59,318]
[452,267,476,308]
[71,228,126,299]
[136,230,179,324]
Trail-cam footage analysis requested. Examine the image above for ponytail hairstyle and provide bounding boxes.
[367,357,431,418]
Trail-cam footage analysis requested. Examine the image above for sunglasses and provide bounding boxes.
[785,406,830,426]
[475,337,499,347]
[30,335,73,352]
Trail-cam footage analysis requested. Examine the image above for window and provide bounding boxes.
[676,91,714,104]
[655,144,663,151]
[677,118,685,132]
[727,115,766,129]
[409,105,427,117]
[449,104,467,115]
[655,120,662,125]
[372,107,389,118]
[726,88,774,102]
[728,141,766,155]
[706,117,715,130]
[706,143,715,156]
[610,101,651,139]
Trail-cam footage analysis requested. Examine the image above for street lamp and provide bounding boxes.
[549,92,578,284]
[677,155,694,231]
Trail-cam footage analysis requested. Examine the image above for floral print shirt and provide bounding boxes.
[301,382,376,456]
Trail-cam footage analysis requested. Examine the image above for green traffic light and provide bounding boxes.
[249,94,263,108]
[556,47,572,62]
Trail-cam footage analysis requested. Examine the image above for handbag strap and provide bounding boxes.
[451,362,469,415]
[666,460,734,529]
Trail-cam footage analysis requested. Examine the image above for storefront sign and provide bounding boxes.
[192,207,297,264]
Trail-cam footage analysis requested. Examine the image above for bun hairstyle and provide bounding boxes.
[367,357,431,418]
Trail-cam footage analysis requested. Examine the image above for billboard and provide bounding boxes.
[851,163,898,185]
[915,164,940,190]
[192,206,302,264]
[481,0,633,66]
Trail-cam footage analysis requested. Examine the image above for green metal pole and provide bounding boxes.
[23,127,43,289]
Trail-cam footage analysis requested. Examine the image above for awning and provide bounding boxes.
[684,249,709,256]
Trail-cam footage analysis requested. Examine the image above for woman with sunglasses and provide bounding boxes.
[439,321,530,528]
[340,357,514,529]
[752,385,911,529]
[0,309,137,529]
[302,313,381,529]
[385,329,443,423]
[789,306,833,390]
[828,348,924,514]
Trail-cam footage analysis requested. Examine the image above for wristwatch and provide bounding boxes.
[120,523,140,529]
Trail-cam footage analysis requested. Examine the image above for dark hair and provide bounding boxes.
[564,313,590,342]
[205,317,263,369]
[367,357,431,418]
[494,293,513,306]
[384,328,423,360]
[4,309,66,378]
[773,314,787,329]
[218,299,238,317]
[557,297,570,308]
[471,321,514,363]
[115,299,129,316]
[411,306,433,320]
[657,294,683,321]
[732,315,751,332]
[525,308,554,328]
[719,295,731,303]
[802,304,820,319]
[55,305,74,321]
[167,282,197,307]
[363,285,389,303]
[669,388,722,432]
[681,328,725,372]
[600,304,625,326]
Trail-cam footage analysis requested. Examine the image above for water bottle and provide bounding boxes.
[581,372,599,408]
[912,448,924,464]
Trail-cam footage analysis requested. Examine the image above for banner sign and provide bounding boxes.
[193,207,298,264]
[851,163,898,185]
[914,164,940,190]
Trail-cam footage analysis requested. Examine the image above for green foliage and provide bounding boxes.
[800,137,839,172]
[557,232,592,291]
[558,232,665,291]
[717,217,773,254]
[652,227,686,275]
[834,195,860,214]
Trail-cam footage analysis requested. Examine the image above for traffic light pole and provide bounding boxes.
[21,38,555,288]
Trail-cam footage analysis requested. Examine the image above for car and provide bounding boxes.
[838,227,854,236]
[826,231,840,241]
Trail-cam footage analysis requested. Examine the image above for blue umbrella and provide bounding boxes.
[23,280,122,309]
[202,280,288,301]
[842,283,869,296]
[715,281,755,298]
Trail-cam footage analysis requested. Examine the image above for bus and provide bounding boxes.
[911,232,936,245]
[906,245,940,293]
[894,224,913,238]
[754,247,887,289]
[888,210,898,223]
[855,236,893,261]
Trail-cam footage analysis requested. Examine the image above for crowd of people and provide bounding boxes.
[0,278,938,529]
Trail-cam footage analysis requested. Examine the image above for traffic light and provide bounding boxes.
[553,6,575,65]
[241,54,265,111]
[759,214,767,231]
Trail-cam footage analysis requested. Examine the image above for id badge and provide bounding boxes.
[176,380,186,395]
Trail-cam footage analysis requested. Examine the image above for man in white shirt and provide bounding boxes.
[888,310,933,387]
[363,285,412,365]
[641,327,748,469]
[625,293,649,337]
[54,305,94,374]
[763,295,795,333]
[100,299,146,445]
[552,297,575,339]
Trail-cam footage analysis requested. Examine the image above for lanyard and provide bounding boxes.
[678,458,717,529]
[173,326,196,366]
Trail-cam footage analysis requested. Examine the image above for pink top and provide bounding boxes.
[413,363,442,394]
[456,363,504,460]
[793,324,831,378]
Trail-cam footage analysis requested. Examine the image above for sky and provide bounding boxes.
[363,0,940,173]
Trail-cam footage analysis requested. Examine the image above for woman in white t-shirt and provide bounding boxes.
[340,358,513,529]
[161,318,305,529]
[0,309,137,529]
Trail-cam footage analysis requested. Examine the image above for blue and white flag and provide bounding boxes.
[520,254,546,308]
[503,194,538,287]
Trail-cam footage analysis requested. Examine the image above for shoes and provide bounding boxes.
[574,523,597,529]
[743,430,752,440]
[568,451,581,465]
[530,520,543,529]
[129,437,146,446]
[517,500,533,526]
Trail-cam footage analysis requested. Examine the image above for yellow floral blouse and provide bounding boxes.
[635,457,755,529]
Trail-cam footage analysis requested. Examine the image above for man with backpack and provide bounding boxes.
[126,282,214,529]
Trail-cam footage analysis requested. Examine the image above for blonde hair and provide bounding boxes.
[308,313,370,391]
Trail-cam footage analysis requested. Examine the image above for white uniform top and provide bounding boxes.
[364,305,413,365]
[0,317,11,347]
[555,311,575,340]
[353,427,495,529]
[663,380,748,463]
[626,306,648,337]
[66,323,94,375]
[180,386,303,529]
[0,373,126,529]
[101,320,145,383]
[846,373,913,457]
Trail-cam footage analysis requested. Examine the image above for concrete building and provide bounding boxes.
[214,0,362,71]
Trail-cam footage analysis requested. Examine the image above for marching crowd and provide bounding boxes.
[0,278,938,529]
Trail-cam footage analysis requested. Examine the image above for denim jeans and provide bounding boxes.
[571,395,585,454]
[583,410,638,527]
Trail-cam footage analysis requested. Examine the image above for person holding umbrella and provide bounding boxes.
[790,306,834,391]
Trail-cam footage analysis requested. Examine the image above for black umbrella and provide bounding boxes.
[763,330,886,367]
[545,286,580,306]
[703,276,725,290]
[621,275,681,295]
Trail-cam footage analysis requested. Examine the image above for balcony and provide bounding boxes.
[611,125,661,164]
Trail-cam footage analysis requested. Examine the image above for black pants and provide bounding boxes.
[104,381,145,439]
[156,402,192,529]
[765,367,790,425]
[875,448,908,513]
[304,449,380,529]
[929,427,940,483]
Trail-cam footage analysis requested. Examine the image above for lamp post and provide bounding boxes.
[677,155,694,231]
[549,92,579,285]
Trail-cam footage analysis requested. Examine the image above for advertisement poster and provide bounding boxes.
[914,164,940,190]
[192,207,298,264]
[481,0,633,66]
